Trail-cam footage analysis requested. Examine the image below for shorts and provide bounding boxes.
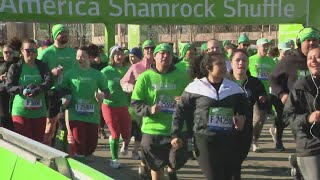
[131,121,142,141]
[141,134,189,171]
[47,90,62,118]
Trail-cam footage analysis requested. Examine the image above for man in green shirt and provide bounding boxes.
[131,43,189,180]
[249,38,276,152]
[175,43,195,74]
[38,24,77,145]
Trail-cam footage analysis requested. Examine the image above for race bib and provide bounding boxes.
[24,98,42,110]
[75,103,94,114]
[207,107,234,132]
[157,95,176,114]
[257,70,269,80]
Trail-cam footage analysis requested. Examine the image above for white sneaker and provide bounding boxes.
[269,125,277,144]
[110,159,121,169]
[132,151,141,160]
[120,142,128,156]
[252,143,261,152]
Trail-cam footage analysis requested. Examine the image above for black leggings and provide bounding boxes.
[195,134,237,180]
[270,95,286,141]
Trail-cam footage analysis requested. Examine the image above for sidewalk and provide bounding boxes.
[86,122,295,180]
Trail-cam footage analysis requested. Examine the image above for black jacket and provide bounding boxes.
[6,59,54,95]
[228,71,267,130]
[0,57,19,92]
[270,49,308,98]
[283,75,320,157]
[171,78,248,139]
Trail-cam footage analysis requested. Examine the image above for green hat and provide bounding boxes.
[278,42,291,51]
[222,40,231,47]
[52,24,69,40]
[238,33,250,44]
[200,43,207,51]
[178,43,193,59]
[142,39,156,49]
[124,49,130,56]
[256,38,270,46]
[153,43,173,56]
[297,28,320,43]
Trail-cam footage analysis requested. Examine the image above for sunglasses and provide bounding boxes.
[242,44,250,47]
[24,48,37,54]
[4,51,13,54]
[144,47,155,50]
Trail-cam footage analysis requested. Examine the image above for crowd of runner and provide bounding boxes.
[0,24,320,180]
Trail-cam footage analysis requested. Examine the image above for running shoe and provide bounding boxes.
[110,159,121,169]
[275,141,286,152]
[167,171,178,180]
[120,142,128,156]
[252,143,262,152]
[132,151,141,160]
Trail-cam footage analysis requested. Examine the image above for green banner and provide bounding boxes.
[127,24,141,49]
[278,24,304,45]
[0,0,313,25]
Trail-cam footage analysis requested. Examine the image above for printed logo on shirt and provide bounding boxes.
[157,95,176,114]
[23,74,41,81]
[152,83,176,91]
[255,64,271,80]
[296,70,310,80]
[207,107,234,132]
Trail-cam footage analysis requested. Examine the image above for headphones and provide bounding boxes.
[296,27,320,48]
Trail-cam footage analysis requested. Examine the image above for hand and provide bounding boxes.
[61,95,72,108]
[171,138,183,150]
[150,104,160,115]
[0,73,7,82]
[280,93,289,104]
[28,85,41,97]
[67,133,75,144]
[51,67,63,76]
[258,96,266,103]
[103,91,112,99]
[95,92,104,103]
[233,115,246,131]
[309,111,320,123]
[175,96,181,103]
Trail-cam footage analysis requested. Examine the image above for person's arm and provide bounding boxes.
[39,62,54,91]
[283,89,311,131]
[269,60,289,99]
[234,93,249,131]
[6,64,24,95]
[120,66,135,93]
[171,91,194,139]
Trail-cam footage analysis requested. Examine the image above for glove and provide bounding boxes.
[22,87,31,96]
[28,85,42,97]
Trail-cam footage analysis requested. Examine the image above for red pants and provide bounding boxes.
[69,120,99,156]
[12,116,46,143]
[101,104,131,141]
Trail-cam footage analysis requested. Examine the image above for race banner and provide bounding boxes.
[0,0,313,25]
[278,24,304,46]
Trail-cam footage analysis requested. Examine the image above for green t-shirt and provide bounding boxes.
[60,67,107,124]
[12,63,47,118]
[37,45,77,88]
[101,65,130,107]
[101,53,109,64]
[175,59,190,73]
[131,68,189,136]
[249,54,276,94]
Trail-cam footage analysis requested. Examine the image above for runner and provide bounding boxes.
[38,24,77,146]
[237,33,250,52]
[120,39,156,177]
[171,54,248,180]
[0,44,19,129]
[59,46,110,162]
[228,49,266,179]
[270,28,320,151]
[248,38,276,152]
[207,39,232,71]
[200,43,207,56]
[128,47,143,65]
[101,45,131,169]
[6,39,53,142]
[175,43,195,73]
[131,43,189,180]
[283,47,320,180]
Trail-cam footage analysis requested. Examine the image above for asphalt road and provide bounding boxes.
[86,122,295,180]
